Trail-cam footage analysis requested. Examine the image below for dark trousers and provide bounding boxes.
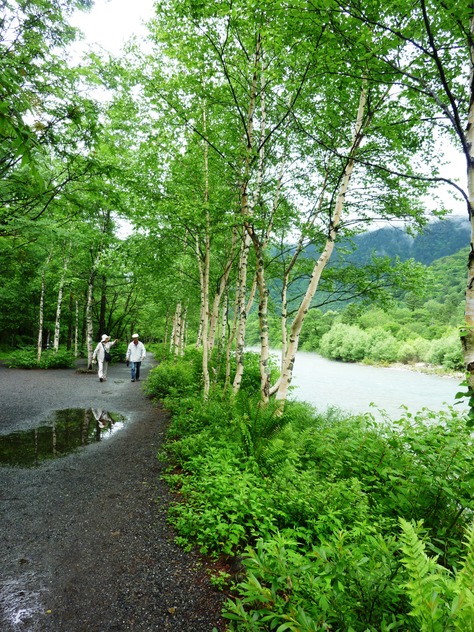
[131,361,141,380]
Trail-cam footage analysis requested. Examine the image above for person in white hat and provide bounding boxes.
[125,334,146,382]
[92,334,118,382]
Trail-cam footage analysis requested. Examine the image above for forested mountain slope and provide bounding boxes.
[345,215,470,266]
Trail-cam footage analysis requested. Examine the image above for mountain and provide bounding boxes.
[344,215,470,266]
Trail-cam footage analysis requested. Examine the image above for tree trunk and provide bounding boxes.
[172,302,182,357]
[180,306,188,356]
[98,273,107,336]
[254,243,271,403]
[202,106,211,397]
[208,226,237,354]
[53,255,69,352]
[195,232,205,350]
[74,299,79,358]
[37,267,46,363]
[275,79,369,402]
[37,251,53,362]
[86,273,95,369]
[464,14,474,399]
[232,231,253,394]
[86,250,102,369]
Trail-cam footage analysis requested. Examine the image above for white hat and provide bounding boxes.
[101,334,109,342]
[132,333,139,339]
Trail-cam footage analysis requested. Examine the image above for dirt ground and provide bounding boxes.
[0,355,226,632]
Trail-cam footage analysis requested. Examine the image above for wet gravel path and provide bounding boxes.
[0,357,226,632]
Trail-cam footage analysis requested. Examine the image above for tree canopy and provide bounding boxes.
[0,0,470,402]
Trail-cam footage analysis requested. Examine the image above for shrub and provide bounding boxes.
[397,337,431,363]
[165,449,276,555]
[7,347,38,368]
[224,530,412,632]
[144,356,202,399]
[319,323,368,361]
[427,332,463,370]
[38,349,75,369]
[364,327,399,363]
[154,346,473,629]
[8,347,75,369]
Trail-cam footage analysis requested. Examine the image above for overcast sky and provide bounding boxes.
[70,0,156,56]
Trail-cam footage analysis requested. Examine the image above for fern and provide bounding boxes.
[234,395,290,470]
[399,518,474,631]
[450,523,474,629]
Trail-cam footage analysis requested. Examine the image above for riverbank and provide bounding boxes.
[365,360,464,380]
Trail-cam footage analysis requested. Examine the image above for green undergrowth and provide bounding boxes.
[145,349,474,631]
[7,346,76,369]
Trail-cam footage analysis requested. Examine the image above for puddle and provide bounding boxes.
[0,408,126,467]
[1,574,44,630]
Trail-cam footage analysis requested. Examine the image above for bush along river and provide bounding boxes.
[287,351,468,420]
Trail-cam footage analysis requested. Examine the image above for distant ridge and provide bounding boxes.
[345,216,470,266]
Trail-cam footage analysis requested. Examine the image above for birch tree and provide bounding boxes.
[53,248,70,351]
[150,1,434,403]
[37,250,53,362]
[332,0,473,414]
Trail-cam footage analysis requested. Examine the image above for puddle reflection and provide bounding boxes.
[0,408,126,467]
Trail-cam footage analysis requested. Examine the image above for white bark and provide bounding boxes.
[275,79,369,402]
[232,231,253,393]
[37,251,53,362]
[86,250,101,369]
[464,14,474,385]
[37,268,46,363]
[180,306,188,356]
[74,300,79,358]
[53,255,69,352]
[195,232,205,349]
[172,302,182,357]
[85,277,94,368]
[202,109,211,396]
[208,226,237,353]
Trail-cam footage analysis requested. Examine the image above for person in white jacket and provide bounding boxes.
[92,334,118,382]
[125,333,146,382]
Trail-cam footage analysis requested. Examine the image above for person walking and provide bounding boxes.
[92,334,118,383]
[125,334,146,382]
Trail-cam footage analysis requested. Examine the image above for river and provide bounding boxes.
[283,350,468,420]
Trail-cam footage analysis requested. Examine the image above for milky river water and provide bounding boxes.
[284,351,468,420]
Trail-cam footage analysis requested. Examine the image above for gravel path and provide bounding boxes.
[0,356,226,632]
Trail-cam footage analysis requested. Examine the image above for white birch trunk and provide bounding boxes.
[254,244,271,402]
[180,306,188,356]
[195,233,205,349]
[208,226,237,353]
[202,106,211,396]
[275,79,369,402]
[173,302,182,357]
[232,231,253,393]
[220,293,228,350]
[37,268,46,363]
[74,299,79,358]
[53,255,69,352]
[202,237,210,392]
[86,250,101,369]
[464,14,474,388]
[232,35,260,393]
[85,276,95,369]
[37,251,53,362]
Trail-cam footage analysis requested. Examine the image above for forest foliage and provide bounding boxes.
[2,2,474,629]
[145,346,474,631]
